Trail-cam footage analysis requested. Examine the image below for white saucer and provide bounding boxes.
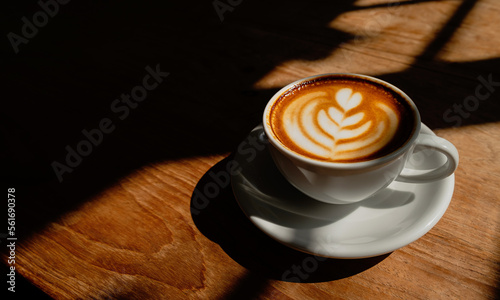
[231,123,455,259]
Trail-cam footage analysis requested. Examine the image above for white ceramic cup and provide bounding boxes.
[263,73,459,204]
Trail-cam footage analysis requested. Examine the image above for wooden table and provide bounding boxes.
[2,0,499,299]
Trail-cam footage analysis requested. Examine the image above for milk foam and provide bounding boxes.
[280,87,399,161]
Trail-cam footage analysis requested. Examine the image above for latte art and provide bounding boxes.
[270,78,410,162]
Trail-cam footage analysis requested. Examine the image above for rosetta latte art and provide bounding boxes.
[281,88,399,161]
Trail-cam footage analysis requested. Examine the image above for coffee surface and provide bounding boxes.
[269,76,414,162]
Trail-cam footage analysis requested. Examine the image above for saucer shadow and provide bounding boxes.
[191,155,390,283]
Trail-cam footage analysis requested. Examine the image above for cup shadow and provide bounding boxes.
[191,154,392,283]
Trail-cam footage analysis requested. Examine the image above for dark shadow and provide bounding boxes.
[191,155,390,283]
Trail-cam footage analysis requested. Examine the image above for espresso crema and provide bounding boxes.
[269,76,414,162]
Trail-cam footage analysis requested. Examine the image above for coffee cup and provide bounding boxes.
[263,73,459,204]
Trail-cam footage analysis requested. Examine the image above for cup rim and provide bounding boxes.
[263,73,422,169]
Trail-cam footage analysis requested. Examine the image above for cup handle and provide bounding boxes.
[396,133,459,183]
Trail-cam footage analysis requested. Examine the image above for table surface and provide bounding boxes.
[2,0,500,299]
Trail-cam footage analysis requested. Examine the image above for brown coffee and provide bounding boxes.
[268,75,415,163]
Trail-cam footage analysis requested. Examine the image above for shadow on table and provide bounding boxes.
[191,155,390,283]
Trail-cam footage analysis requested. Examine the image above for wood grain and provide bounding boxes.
[2,0,499,299]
